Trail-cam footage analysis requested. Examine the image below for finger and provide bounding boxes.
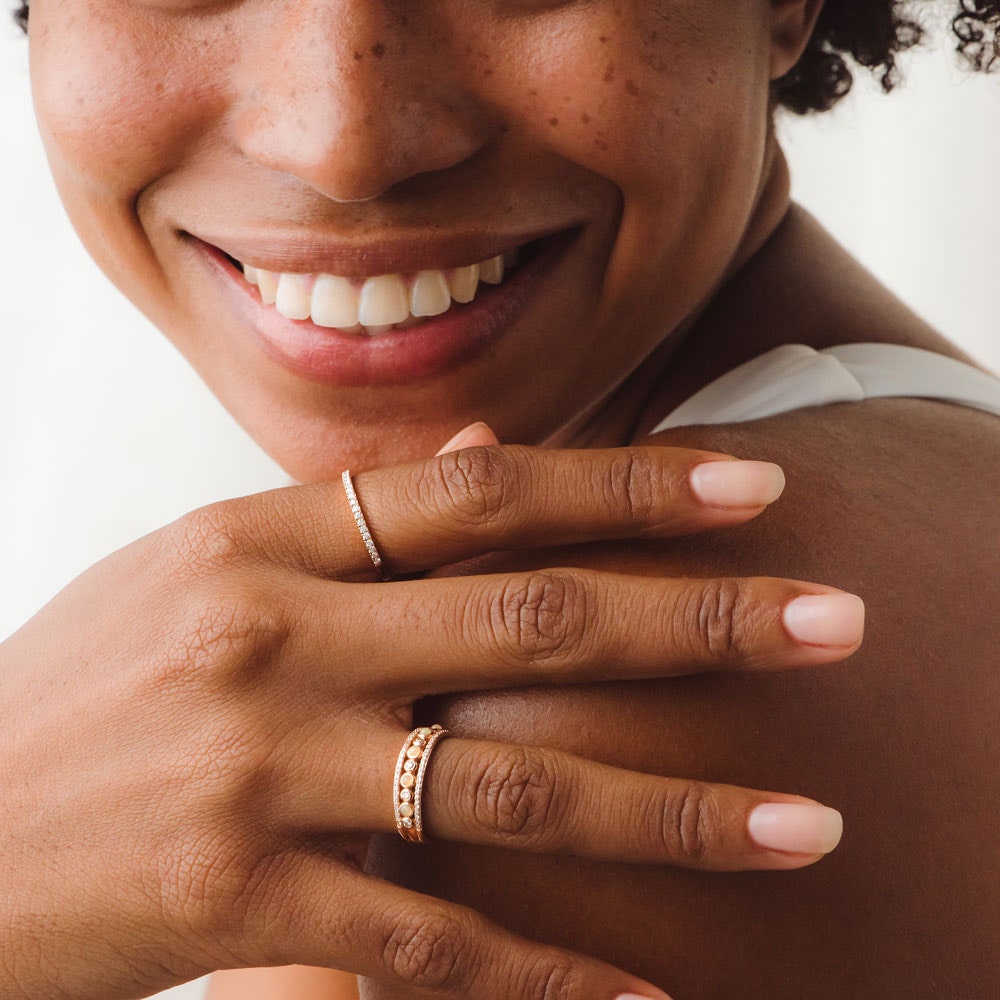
[422,738,843,871]
[191,444,785,579]
[282,728,840,872]
[241,857,674,1000]
[360,445,784,577]
[435,421,501,455]
[317,570,865,694]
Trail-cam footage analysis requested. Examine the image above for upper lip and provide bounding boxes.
[186,223,578,278]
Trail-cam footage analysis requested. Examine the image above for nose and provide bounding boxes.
[233,2,489,203]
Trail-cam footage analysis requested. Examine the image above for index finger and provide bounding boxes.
[233,444,786,579]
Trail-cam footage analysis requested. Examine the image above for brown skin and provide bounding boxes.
[23,0,999,995]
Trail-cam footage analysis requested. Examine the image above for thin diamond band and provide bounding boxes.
[342,469,391,580]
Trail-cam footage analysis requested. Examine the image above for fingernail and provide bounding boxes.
[436,422,489,456]
[614,993,674,1000]
[783,593,865,647]
[748,803,844,854]
[688,460,785,508]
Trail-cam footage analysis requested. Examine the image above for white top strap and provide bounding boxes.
[651,342,1000,433]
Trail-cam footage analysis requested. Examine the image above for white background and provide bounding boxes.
[2,14,999,1000]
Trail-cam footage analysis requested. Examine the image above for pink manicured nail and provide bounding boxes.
[435,422,489,456]
[615,993,674,1000]
[748,803,844,855]
[783,593,865,647]
[688,460,785,508]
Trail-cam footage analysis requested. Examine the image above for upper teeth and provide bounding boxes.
[240,251,516,333]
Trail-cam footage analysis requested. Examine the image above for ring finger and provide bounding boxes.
[289,726,842,871]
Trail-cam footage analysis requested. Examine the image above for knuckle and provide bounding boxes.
[523,955,582,1000]
[491,571,591,666]
[166,504,248,572]
[468,744,564,842]
[159,588,292,690]
[656,782,718,864]
[149,828,273,944]
[164,834,249,933]
[688,578,753,662]
[430,445,517,528]
[382,908,471,990]
[604,451,658,524]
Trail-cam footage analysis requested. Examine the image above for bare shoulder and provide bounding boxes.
[630,397,1000,992]
[646,394,1000,598]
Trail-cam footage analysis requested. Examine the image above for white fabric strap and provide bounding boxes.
[651,342,1000,433]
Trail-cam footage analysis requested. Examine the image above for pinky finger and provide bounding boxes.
[247,857,675,1000]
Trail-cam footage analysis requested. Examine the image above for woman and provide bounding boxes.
[4,1,999,999]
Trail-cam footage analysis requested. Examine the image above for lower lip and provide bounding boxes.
[195,232,575,387]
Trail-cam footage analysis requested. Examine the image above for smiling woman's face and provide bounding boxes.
[28,0,814,480]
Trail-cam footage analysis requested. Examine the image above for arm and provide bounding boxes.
[361,396,1000,999]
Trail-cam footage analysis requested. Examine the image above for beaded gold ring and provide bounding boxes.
[393,725,450,844]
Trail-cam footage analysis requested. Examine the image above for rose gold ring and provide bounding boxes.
[393,725,450,844]
[342,470,391,581]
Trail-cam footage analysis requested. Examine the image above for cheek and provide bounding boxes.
[28,1,224,285]
[492,0,772,345]
[485,2,768,194]
[33,8,171,194]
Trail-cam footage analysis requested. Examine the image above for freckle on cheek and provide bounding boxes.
[548,117,559,127]
[645,53,668,74]
[580,113,591,124]
[625,79,639,97]
[371,42,385,58]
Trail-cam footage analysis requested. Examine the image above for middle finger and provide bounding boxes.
[311,570,865,696]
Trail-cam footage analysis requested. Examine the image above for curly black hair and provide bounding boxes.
[774,0,1000,112]
[11,0,1000,115]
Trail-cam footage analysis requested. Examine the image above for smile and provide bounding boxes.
[194,227,579,387]
[240,248,520,335]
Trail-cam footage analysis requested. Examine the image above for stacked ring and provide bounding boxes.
[393,725,451,844]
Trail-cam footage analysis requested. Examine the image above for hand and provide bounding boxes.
[0,434,862,1000]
